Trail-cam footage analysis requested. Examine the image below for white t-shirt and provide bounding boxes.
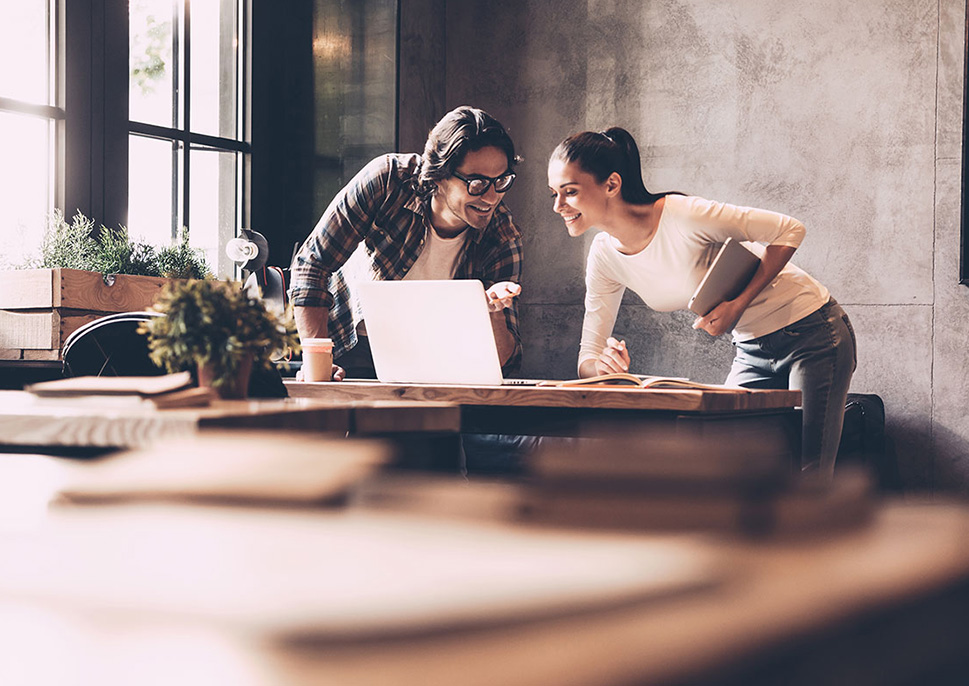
[403,226,469,281]
[579,194,830,368]
[352,226,469,336]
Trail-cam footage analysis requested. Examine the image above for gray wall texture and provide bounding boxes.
[402,0,968,492]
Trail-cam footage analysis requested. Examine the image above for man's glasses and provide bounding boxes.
[452,170,516,196]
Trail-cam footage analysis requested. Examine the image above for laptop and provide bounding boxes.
[358,280,533,386]
[687,237,761,317]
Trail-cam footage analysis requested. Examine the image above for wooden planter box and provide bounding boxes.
[0,268,179,361]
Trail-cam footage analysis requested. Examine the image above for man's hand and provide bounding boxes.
[295,363,346,382]
[692,299,745,337]
[485,281,521,312]
[594,337,631,375]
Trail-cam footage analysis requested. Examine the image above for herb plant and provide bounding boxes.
[87,225,161,277]
[37,210,99,271]
[27,210,211,280]
[156,227,211,279]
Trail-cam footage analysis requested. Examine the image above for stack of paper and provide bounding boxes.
[25,372,215,409]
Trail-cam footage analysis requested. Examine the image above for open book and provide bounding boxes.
[538,373,744,391]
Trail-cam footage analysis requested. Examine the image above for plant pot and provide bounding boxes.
[197,354,253,400]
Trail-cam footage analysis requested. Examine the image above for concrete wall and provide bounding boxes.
[425,0,968,492]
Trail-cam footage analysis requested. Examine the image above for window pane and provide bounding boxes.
[190,0,239,139]
[129,135,176,246]
[313,0,396,218]
[130,0,176,127]
[0,3,49,105]
[189,147,238,277]
[0,113,51,268]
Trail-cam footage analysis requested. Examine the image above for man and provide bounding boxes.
[289,106,524,380]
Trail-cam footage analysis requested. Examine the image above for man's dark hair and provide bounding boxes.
[418,106,521,194]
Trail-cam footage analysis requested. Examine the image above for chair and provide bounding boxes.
[61,311,164,378]
[62,310,288,398]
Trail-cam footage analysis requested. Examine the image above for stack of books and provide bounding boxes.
[520,430,873,538]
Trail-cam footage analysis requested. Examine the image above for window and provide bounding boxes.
[129,0,250,276]
[0,2,58,268]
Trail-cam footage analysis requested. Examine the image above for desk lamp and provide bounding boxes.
[225,229,287,316]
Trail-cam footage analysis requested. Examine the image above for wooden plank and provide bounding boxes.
[23,349,61,361]
[60,313,104,343]
[285,381,801,413]
[0,268,176,311]
[0,310,113,355]
[0,310,57,348]
[57,269,171,311]
[0,269,55,308]
[0,394,353,448]
[353,401,462,434]
[198,404,351,435]
[0,349,24,361]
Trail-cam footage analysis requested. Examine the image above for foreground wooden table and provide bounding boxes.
[0,454,966,686]
[0,391,460,454]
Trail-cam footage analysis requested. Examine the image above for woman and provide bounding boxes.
[548,128,856,476]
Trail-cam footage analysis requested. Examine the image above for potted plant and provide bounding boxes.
[138,279,299,399]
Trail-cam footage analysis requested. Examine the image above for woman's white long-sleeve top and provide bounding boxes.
[579,194,830,368]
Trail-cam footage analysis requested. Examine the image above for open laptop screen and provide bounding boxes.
[357,280,506,385]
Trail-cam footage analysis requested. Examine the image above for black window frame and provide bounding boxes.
[128,0,252,243]
[0,0,251,246]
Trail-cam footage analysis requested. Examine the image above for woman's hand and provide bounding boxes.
[485,281,522,312]
[693,299,746,337]
[595,337,631,375]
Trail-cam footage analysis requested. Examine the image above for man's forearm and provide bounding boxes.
[294,305,331,340]
[490,310,517,366]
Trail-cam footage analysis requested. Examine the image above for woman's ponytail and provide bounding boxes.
[550,126,671,205]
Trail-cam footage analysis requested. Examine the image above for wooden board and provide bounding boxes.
[0,269,55,309]
[0,268,173,311]
[0,268,180,359]
[0,393,354,448]
[0,310,101,350]
[285,380,802,413]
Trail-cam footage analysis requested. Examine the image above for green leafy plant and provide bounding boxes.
[27,210,211,280]
[87,225,161,277]
[138,279,299,391]
[156,227,211,279]
[37,210,99,271]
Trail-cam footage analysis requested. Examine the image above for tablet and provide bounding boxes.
[688,238,761,316]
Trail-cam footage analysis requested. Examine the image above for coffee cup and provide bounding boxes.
[301,337,334,382]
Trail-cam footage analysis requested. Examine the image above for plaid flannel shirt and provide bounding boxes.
[289,153,524,373]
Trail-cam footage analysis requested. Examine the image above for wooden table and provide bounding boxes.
[0,391,461,466]
[0,454,966,686]
[285,380,801,413]
[286,382,803,467]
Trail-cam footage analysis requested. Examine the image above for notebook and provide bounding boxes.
[358,280,525,386]
[687,237,761,317]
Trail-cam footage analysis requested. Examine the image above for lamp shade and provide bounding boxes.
[225,229,269,271]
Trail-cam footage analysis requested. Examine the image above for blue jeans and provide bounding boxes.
[726,299,857,476]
